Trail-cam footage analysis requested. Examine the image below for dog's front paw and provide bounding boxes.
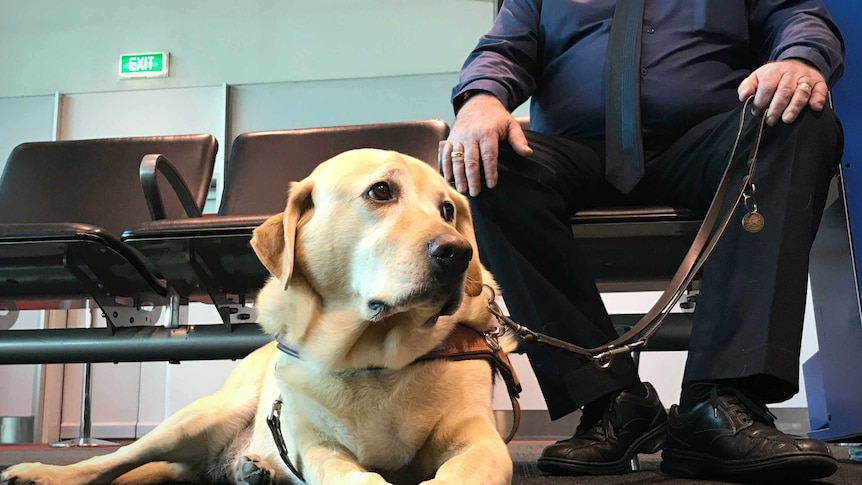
[1,462,66,485]
[234,455,274,485]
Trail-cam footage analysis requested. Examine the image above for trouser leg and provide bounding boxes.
[469,132,639,419]
[637,104,843,403]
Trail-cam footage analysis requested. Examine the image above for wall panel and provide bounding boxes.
[229,73,459,142]
[0,95,56,175]
[59,86,227,211]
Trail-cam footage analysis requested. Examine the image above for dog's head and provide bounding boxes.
[251,148,493,370]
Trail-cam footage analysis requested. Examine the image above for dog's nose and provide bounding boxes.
[427,234,473,279]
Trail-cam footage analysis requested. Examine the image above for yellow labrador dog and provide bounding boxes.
[1,149,516,485]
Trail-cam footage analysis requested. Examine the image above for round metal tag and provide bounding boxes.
[742,212,765,233]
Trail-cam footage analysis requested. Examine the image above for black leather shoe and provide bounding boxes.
[537,382,667,475]
[661,385,837,483]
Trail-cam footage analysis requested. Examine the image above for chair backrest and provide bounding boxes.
[0,134,218,235]
[219,119,449,216]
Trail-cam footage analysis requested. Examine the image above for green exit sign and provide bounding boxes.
[119,52,170,79]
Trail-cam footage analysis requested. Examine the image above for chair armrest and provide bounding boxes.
[122,215,270,241]
[140,154,203,220]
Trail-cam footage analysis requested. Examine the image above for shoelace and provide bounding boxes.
[709,386,777,424]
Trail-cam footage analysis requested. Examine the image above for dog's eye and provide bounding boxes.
[367,182,392,201]
[440,202,455,222]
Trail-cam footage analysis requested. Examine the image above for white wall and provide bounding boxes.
[0,95,56,174]
[0,311,44,417]
[0,0,497,204]
[0,0,493,98]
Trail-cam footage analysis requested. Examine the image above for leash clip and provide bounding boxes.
[487,299,537,342]
[482,291,508,351]
[267,397,305,482]
[483,323,503,352]
[591,340,646,369]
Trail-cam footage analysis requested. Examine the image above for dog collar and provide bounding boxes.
[274,325,513,377]
[274,335,387,373]
[274,335,302,360]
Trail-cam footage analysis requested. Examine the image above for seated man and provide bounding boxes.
[439,0,844,482]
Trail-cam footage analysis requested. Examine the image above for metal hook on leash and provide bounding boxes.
[592,341,647,368]
[485,292,626,367]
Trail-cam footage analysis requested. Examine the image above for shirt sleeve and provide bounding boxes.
[450,0,543,112]
[751,0,845,85]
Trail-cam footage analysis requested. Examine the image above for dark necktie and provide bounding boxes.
[604,0,646,194]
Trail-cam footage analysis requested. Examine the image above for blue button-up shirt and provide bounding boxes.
[453,0,844,141]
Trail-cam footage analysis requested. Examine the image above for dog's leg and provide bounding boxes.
[413,362,514,485]
[1,345,277,485]
[233,405,395,485]
[230,374,398,485]
[418,417,513,485]
[237,419,392,485]
[111,462,197,485]
[1,394,255,485]
[0,455,197,485]
[303,446,393,485]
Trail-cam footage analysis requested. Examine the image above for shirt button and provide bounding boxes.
[646,27,655,34]
[641,68,648,76]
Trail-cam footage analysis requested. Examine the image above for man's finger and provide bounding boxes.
[781,81,813,124]
[438,140,453,181]
[462,140,484,197]
[809,81,829,111]
[738,72,758,102]
[478,135,501,189]
[507,120,533,158]
[450,142,468,194]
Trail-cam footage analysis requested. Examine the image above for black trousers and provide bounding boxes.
[470,103,843,420]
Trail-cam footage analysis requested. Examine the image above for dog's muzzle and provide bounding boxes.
[427,233,472,315]
[427,234,472,282]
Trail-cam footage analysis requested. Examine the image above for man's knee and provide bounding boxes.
[792,105,843,156]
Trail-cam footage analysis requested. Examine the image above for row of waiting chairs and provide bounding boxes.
[0,120,456,364]
[0,119,697,366]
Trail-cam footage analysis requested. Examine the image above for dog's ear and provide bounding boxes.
[451,190,484,297]
[251,179,314,290]
[251,212,286,279]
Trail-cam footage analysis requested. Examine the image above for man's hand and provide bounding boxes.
[737,59,829,126]
[439,93,532,196]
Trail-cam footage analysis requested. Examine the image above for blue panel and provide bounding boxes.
[807,192,862,441]
[802,352,828,431]
[824,1,862,283]
[805,0,862,442]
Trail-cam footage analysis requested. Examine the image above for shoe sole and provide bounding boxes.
[536,422,667,476]
[661,448,838,483]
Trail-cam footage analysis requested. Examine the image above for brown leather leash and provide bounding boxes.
[488,97,768,369]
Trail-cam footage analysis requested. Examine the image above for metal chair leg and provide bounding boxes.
[51,304,118,448]
[630,350,642,471]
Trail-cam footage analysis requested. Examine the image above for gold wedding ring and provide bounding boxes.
[451,150,464,158]
[797,81,812,93]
